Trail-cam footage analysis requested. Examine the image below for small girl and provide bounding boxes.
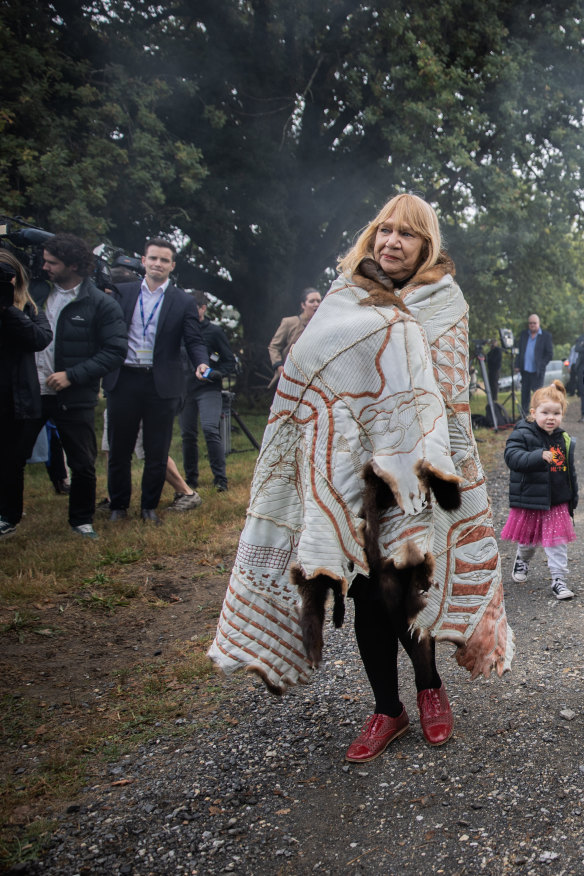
[501,380,578,599]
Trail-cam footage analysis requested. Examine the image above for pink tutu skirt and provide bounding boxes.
[500,502,575,547]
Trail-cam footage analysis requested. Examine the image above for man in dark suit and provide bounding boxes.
[515,313,553,416]
[103,238,209,523]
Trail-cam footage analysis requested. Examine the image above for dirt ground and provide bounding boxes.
[0,553,230,707]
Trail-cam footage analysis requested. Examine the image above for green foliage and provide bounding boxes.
[0,3,206,240]
[1,0,583,344]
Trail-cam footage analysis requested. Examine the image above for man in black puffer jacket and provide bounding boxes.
[32,233,127,539]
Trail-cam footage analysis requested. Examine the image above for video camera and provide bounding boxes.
[92,243,144,291]
[0,217,54,284]
[0,215,144,294]
[472,339,489,355]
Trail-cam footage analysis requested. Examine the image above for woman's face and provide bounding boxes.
[373,215,424,281]
[301,291,321,320]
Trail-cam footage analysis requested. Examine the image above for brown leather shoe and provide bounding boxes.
[345,708,409,763]
[417,683,454,746]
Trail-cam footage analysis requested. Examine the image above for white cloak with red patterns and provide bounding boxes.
[208,263,514,693]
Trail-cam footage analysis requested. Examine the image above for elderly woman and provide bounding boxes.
[209,193,513,762]
[267,287,322,381]
[0,251,52,537]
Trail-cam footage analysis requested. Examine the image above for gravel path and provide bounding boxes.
[22,402,584,875]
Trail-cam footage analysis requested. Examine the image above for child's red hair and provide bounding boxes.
[528,379,567,420]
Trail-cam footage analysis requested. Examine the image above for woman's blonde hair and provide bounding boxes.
[0,250,36,313]
[337,193,442,278]
[528,380,568,419]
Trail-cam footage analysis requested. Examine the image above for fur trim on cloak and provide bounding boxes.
[353,252,456,310]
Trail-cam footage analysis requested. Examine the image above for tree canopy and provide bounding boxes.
[1,0,583,347]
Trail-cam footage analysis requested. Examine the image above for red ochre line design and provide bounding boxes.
[336,327,392,402]
[219,607,307,670]
[225,582,304,643]
[279,373,307,389]
[457,523,493,546]
[273,383,365,556]
[217,620,307,679]
[440,622,468,633]
[435,514,498,619]
[218,599,308,678]
[455,554,498,575]
[213,631,307,684]
[446,603,481,614]
[385,523,428,540]
[308,456,364,565]
[460,477,487,492]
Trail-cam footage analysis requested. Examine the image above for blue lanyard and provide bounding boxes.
[139,290,164,340]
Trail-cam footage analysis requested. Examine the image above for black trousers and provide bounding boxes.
[350,574,441,717]
[487,368,500,401]
[107,368,178,511]
[26,396,97,527]
[179,378,226,487]
[0,390,39,525]
[520,369,545,417]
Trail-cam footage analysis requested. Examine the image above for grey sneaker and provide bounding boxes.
[167,491,203,512]
[0,518,17,538]
[71,523,99,540]
[512,554,529,583]
[551,578,574,600]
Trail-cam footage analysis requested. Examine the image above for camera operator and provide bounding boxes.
[486,338,503,401]
[179,290,237,494]
[0,251,52,538]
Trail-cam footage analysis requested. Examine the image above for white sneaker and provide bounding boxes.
[71,523,99,540]
[512,554,529,583]
[167,491,203,512]
[551,578,574,600]
[0,518,17,538]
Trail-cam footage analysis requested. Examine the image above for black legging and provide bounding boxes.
[351,575,441,718]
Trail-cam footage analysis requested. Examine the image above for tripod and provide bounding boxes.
[498,349,518,422]
[471,344,500,430]
[221,391,261,453]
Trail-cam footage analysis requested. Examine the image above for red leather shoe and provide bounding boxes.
[417,683,454,746]
[345,708,409,763]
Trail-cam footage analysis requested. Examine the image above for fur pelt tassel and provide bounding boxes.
[360,463,397,573]
[416,460,462,511]
[426,473,461,510]
[291,568,345,668]
[380,554,435,624]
